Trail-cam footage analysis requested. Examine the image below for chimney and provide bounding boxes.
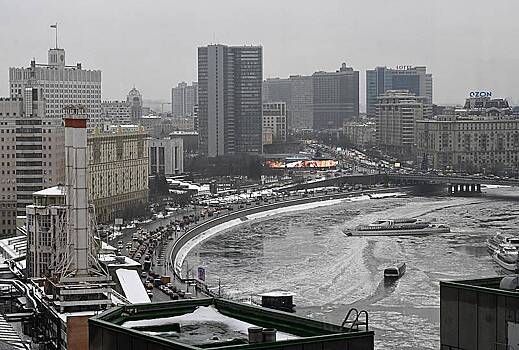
[64,105,90,276]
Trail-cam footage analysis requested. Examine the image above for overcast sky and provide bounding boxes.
[1,0,519,110]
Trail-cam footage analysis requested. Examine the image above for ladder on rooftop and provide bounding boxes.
[341,308,369,333]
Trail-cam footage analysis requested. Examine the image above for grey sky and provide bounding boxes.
[1,0,519,110]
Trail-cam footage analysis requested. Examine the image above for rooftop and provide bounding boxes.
[33,185,65,197]
[115,269,150,304]
[440,276,519,297]
[98,254,141,268]
[169,130,198,136]
[0,235,27,261]
[90,298,374,350]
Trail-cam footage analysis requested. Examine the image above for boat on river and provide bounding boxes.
[384,262,406,279]
[492,244,518,271]
[347,218,450,236]
[486,233,519,253]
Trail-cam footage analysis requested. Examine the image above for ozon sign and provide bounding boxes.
[469,91,492,98]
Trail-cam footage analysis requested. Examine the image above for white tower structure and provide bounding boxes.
[48,105,112,313]
[64,105,92,275]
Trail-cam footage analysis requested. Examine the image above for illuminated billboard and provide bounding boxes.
[265,159,338,169]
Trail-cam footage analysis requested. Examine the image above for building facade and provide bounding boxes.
[148,137,184,176]
[171,82,198,117]
[376,90,428,156]
[416,97,519,173]
[440,277,519,349]
[312,63,359,130]
[265,63,362,132]
[366,66,432,117]
[9,48,102,130]
[127,87,143,123]
[263,75,313,131]
[0,87,65,237]
[198,44,263,156]
[168,116,195,131]
[101,100,131,126]
[87,130,149,223]
[343,120,376,147]
[262,102,287,143]
[26,186,66,278]
[169,131,198,154]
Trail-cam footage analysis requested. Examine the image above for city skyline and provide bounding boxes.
[1,0,519,109]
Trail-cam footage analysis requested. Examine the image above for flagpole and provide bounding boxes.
[55,23,58,49]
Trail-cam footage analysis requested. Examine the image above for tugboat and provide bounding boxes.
[348,218,450,236]
[384,262,406,279]
[257,291,296,313]
[492,244,518,272]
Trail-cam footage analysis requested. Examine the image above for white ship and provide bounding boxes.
[347,218,450,237]
[486,233,519,253]
[492,244,518,272]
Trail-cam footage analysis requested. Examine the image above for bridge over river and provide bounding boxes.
[279,173,519,194]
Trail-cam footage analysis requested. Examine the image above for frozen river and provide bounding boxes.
[185,186,518,349]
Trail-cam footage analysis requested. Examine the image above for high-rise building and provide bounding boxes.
[0,87,65,237]
[127,87,143,123]
[148,137,184,176]
[312,63,359,130]
[262,102,287,143]
[416,96,519,172]
[366,66,433,117]
[198,44,263,157]
[171,82,198,117]
[9,47,102,130]
[376,90,429,156]
[263,76,313,131]
[290,76,314,131]
[102,100,132,125]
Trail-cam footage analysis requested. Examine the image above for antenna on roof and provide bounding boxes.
[50,23,59,49]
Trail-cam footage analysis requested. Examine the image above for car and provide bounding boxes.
[141,271,147,278]
[145,282,154,290]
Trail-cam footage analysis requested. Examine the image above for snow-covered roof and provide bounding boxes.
[99,254,141,267]
[258,291,296,297]
[100,242,117,252]
[122,305,297,341]
[0,236,27,260]
[33,186,65,197]
[116,269,150,304]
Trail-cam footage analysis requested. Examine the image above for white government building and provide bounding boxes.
[9,47,102,130]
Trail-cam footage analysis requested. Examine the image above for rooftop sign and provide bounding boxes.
[469,91,492,98]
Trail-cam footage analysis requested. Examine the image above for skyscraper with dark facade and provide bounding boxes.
[312,63,359,130]
[366,66,432,117]
[198,44,263,156]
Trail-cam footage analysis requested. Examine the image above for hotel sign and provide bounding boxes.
[395,65,412,70]
[469,91,492,98]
